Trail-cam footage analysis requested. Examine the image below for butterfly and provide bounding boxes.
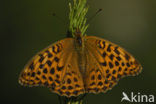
[19,29,142,97]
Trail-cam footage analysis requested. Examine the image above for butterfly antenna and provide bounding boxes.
[87,8,102,23]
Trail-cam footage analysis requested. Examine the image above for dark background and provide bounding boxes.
[1,0,156,104]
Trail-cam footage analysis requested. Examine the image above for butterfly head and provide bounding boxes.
[74,29,85,49]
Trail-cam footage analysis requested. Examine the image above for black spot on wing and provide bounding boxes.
[112,70,116,74]
[115,61,119,66]
[31,72,35,77]
[52,44,62,54]
[54,57,59,62]
[116,56,121,61]
[68,86,73,90]
[52,46,56,54]
[109,54,114,60]
[107,44,112,52]
[98,82,103,86]
[56,44,61,53]
[57,66,64,71]
[49,76,53,81]
[37,71,41,75]
[100,61,107,66]
[61,86,66,90]
[67,79,71,84]
[29,62,34,70]
[45,50,53,58]
[102,52,107,58]
[114,47,120,55]
[91,75,95,80]
[39,64,44,69]
[74,77,78,82]
[43,68,48,74]
[125,53,130,61]
[50,68,55,74]
[39,54,44,63]
[90,82,95,86]
[46,60,52,66]
[98,74,102,80]
[109,62,114,68]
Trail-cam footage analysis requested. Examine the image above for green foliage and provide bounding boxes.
[69,0,89,37]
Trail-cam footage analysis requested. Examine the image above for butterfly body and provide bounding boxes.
[74,30,87,77]
[19,34,142,97]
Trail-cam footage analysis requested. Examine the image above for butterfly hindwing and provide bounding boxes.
[52,50,85,97]
[84,48,110,93]
[85,36,142,93]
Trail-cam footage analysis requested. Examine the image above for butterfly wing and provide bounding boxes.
[84,36,142,93]
[19,38,84,97]
[84,48,109,93]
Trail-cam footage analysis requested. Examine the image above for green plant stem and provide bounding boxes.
[58,95,85,104]
[67,100,83,104]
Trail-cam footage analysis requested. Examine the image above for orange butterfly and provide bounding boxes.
[19,29,142,97]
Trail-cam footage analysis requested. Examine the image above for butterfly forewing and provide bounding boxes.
[85,36,142,93]
[19,38,85,97]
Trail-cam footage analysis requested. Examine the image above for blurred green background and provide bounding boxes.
[1,0,156,104]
